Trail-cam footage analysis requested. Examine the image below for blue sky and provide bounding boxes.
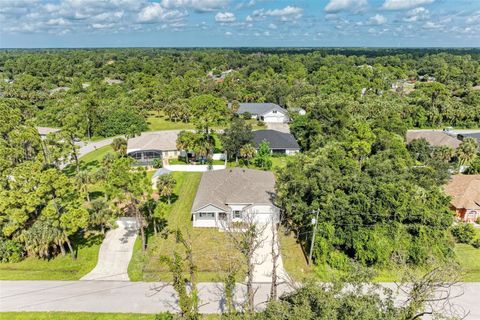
[1,0,479,48]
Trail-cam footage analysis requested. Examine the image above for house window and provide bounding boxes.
[198,212,215,219]
[233,210,242,219]
[273,110,277,114]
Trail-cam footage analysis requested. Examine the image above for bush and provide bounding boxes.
[451,224,476,244]
[155,313,174,320]
[472,238,480,249]
[257,120,266,127]
[0,239,24,263]
[242,112,252,120]
[152,158,163,168]
[328,250,351,271]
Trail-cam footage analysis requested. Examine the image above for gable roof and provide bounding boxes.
[444,175,480,210]
[191,168,276,212]
[127,131,179,152]
[253,130,300,150]
[406,130,461,149]
[234,103,287,116]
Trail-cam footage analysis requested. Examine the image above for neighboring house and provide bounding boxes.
[406,130,462,149]
[191,168,279,229]
[127,131,180,166]
[36,127,61,140]
[253,130,300,155]
[444,175,480,223]
[234,103,289,123]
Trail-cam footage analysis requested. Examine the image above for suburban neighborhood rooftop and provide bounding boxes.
[253,130,300,150]
[406,130,462,149]
[234,102,286,116]
[191,168,276,212]
[127,131,179,152]
[444,175,480,210]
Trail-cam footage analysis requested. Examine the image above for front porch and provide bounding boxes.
[192,211,242,230]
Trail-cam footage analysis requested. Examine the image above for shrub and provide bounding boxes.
[155,313,174,320]
[451,224,476,244]
[242,112,252,120]
[472,238,480,249]
[0,239,24,263]
[257,120,266,127]
[328,250,351,271]
[152,158,163,169]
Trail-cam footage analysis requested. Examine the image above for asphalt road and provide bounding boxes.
[0,281,478,317]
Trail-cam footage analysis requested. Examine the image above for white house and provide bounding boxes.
[234,103,289,123]
[191,168,280,229]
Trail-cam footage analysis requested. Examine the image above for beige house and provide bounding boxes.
[127,131,180,165]
[406,130,462,149]
[191,168,279,229]
[444,175,480,223]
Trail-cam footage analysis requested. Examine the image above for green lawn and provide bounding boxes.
[0,236,102,280]
[128,171,243,282]
[79,145,114,169]
[0,313,220,320]
[147,113,195,131]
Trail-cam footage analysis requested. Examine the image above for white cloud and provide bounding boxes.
[137,3,185,23]
[225,31,232,35]
[91,23,114,29]
[268,23,277,29]
[423,21,441,29]
[46,18,69,26]
[161,0,227,12]
[369,14,387,25]
[466,11,480,24]
[215,12,235,23]
[324,0,368,13]
[404,7,429,22]
[382,0,434,10]
[250,5,303,22]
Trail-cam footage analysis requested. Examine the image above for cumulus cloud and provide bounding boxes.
[324,0,368,13]
[161,0,227,12]
[382,0,434,10]
[250,5,303,22]
[369,14,387,25]
[403,7,429,22]
[215,12,235,23]
[137,3,186,23]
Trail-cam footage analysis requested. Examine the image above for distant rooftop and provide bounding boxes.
[253,130,300,150]
[127,131,178,152]
[406,130,461,149]
[234,103,286,116]
[36,127,61,136]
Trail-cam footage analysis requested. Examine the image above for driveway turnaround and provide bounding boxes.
[80,218,138,281]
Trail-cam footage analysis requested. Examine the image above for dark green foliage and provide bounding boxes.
[221,117,253,161]
[254,140,272,170]
[97,107,147,137]
[152,158,163,169]
[451,224,476,244]
[0,239,24,263]
[472,238,480,249]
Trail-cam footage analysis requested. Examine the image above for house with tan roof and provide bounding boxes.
[191,168,279,229]
[444,175,480,223]
[127,131,180,166]
[406,130,462,149]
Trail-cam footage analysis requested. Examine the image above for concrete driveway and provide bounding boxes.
[80,218,138,281]
[265,123,290,133]
[251,223,288,283]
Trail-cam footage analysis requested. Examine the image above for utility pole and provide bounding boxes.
[308,209,319,266]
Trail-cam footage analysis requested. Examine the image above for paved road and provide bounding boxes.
[80,218,138,281]
[0,281,478,317]
[77,138,115,158]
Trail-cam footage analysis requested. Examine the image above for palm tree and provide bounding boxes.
[456,138,478,166]
[240,144,256,167]
[433,145,454,163]
[156,173,176,204]
[76,170,91,202]
[111,137,127,155]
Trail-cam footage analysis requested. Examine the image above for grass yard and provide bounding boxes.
[0,236,102,280]
[147,113,195,131]
[78,145,114,172]
[278,228,312,281]
[128,172,243,282]
[0,313,220,320]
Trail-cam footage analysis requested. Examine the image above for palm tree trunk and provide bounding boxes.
[65,236,76,260]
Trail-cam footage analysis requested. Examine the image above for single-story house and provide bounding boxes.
[406,130,462,149]
[36,127,61,140]
[127,131,180,166]
[253,130,300,155]
[444,175,480,223]
[191,168,279,229]
[234,103,289,123]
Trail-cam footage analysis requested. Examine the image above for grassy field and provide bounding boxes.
[0,236,102,280]
[278,228,312,281]
[128,172,243,282]
[79,145,114,165]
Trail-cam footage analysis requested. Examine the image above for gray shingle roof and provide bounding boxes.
[234,103,287,116]
[253,130,300,150]
[191,168,276,212]
[127,131,178,152]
